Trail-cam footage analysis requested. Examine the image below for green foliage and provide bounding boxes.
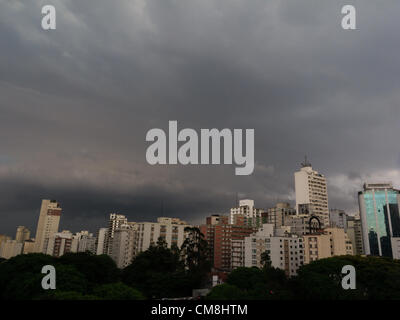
[293,255,400,300]
[58,252,120,289]
[205,284,243,300]
[93,282,145,300]
[180,227,212,289]
[122,240,188,298]
[0,253,56,300]
[0,252,143,300]
[47,291,100,300]
[2,250,400,300]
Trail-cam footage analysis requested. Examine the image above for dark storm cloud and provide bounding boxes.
[1,0,400,235]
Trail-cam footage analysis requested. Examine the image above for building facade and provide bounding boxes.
[267,202,297,228]
[346,216,364,255]
[358,183,400,258]
[133,218,190,255]
[34,199,62,253]
[244,224,304,277]
[0,240,23,259]
[230,199,265,227]
[295,161,329,227]
[15,226,30,243]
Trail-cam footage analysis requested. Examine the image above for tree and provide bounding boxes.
[260,251,271,269]
[59,252,120,290]
[93,282,144,300]
[0,253,56,300]
[180,227,211,288]
[293,255,400,300]
[122,239,188,298]
[206,283,243,300]
[207,266,293,300]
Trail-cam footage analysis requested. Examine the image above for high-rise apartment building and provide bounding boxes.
[0,235,11,251]
[133,217,190,255]
[105,213,128,254]
[34,200,62,253]
[244,224,304,277]
[295,160,329,227]
[22,239,35,254]
[15,226,30,243]
[358,183,400,258]
[96,227,108,255]
[72,231,97,254]
[109,224,136,268]
[303,227,353,264]
[230,199,265,227]
[329,209,347,231]
[201,215,256,271]
[199,215,229,265]
[46,230,73,257]
[346,215,364,255]
[266,202,297,228]
[0,240,23,259]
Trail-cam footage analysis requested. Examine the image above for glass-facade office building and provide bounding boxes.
[358,183,400,258]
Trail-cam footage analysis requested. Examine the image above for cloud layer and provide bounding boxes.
[1,0,400,235]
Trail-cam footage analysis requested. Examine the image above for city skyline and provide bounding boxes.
[0,161,399,236]
[1,1,400,237]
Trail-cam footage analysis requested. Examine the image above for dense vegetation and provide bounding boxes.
[1,238,400,300]
[0,227,211,300]
[206,255,400,300]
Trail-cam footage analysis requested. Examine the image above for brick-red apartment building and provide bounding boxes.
[200,214,256,271]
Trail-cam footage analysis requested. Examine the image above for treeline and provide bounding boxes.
[207,255,400,300]
[0,228,212,300]
[1,240,400,299]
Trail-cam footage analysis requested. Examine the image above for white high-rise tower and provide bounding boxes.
[294,158,329,227]
[34,199,62,253]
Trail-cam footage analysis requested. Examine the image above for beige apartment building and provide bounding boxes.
[15,226,30,243]
[0,240,23,259]
[303,227,353,264]
[34,200,62,253]
[134,217,191,255]
[295,161,329,227]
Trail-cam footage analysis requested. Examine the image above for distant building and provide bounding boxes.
[0,240,23,259]
[201,215,256,271]
[230,199,265,227]
[285,214,313,236]
[105,213,128,255]
[231,239,245,269]
[15,226,30,243]
[34,200,62,253]
[358,183,400,258]
[109,224,136,268]
[199,215,229,266]
[96,227,108,255]
[303,227,353,264]
[0,235,11,251]
[46,230,73,257]
[266,202,297,228]
[346,215,364,255]
[244,224,304,277]
[295,160,329,227]
[22,239,35,254]
[133,217,191,255]
[73,231,96,254]
[329,209,347,231]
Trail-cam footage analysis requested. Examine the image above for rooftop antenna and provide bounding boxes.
[301,155,311,168]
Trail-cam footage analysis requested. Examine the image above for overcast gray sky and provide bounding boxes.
[1,0,400,236]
